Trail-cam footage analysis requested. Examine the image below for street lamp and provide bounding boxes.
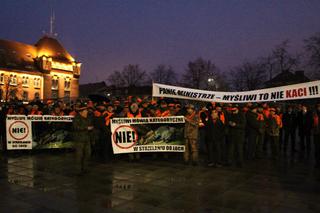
[207,78,216,90]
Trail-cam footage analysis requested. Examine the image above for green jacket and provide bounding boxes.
[72,114,90,143]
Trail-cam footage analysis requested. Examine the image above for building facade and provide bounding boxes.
[0,36,81,102]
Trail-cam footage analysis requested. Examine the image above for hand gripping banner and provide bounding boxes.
[152,81,320,103]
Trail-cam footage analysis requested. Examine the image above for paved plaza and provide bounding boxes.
[1,152,320,212]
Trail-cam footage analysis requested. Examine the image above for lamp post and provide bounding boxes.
[207,78,216,90]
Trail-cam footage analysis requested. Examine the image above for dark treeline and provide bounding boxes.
[106,32,320,91]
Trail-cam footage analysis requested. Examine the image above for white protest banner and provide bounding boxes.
[111,116,185,154]
[152,81,320,103]
[6,115,32,150]
[6,115,74,150]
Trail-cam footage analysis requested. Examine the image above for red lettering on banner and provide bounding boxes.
[286,88,307,98]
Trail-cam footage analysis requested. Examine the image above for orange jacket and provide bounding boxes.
[103,111,114,126]
[156,109,170,117]
[30,110,42,115]
[127,112,142,118]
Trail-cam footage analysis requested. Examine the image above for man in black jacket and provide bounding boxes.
[227,106,246,167]
[313,103,320,168]
[246,105,260,160]
[297,105,313,158]
[282,105,297,155]
[204,109,225,167]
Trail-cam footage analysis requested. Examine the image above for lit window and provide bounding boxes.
[51,90,58,99]
[34,78,41,88]
[0,73,4,84]
[64,77,71,90]
[23,91,28,101]
[22,76,29,87]
[9,89,16,99]
[51,76,59,90]
[10,75,17,85]
[64,91,70,101]
[34,92,40,100]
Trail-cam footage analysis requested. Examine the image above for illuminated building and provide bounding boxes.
[0,36,81,102]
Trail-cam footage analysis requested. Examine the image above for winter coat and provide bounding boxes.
[184,112,199,140]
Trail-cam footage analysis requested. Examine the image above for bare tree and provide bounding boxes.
[259,40,300,80]
[182,58,221,90]
[229,60,266,91]
[304,32,320,77]
[107,64,148,87]
[107,70,123,88]
[151,64,177,84]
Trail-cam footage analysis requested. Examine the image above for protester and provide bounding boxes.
[184,104,199,165]
[227,106,246,167]
[72,103,94,174]
[204,109,224,167]
[266,108,282,159]
[282,105,297,155]
[1,96,320,170]
[297,105,313,158]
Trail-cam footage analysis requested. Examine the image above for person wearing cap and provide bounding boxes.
[246,104,260,160]
[72,103,94,174]
[227,105,246,167]
[282,105,297,155]
[184,104,199,165]
[313,103,320,168]
[297,105,313,158]
[266,107,282,159]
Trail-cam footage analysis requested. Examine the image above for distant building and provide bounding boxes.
[264,70,310,88]
[79,82,152,98]
[0,36,81,102]
[79,81,108,98]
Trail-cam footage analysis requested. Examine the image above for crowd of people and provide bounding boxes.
[1,97,320,173]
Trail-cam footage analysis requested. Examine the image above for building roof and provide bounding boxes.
[79,81,108,97]
[0,39,37,71]
[0,36,75,72]
[35,36,74,62]
[264,70,310,88]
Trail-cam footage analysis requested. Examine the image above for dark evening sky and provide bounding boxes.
[1,0,320,84]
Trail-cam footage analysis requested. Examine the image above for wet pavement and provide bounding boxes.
[1,152,320,213]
